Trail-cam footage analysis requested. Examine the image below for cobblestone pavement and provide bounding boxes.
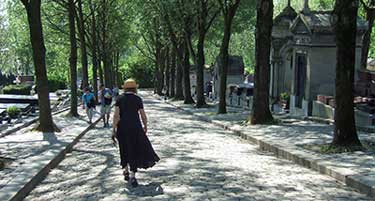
[168,96,375,191]
[25,92,371,201]
[0,107,100,191]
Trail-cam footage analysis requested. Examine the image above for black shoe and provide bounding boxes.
[129,177,138,187]
[123,172,129,181]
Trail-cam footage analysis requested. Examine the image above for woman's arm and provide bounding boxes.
[139,109,148,134]
[112,106,120,136]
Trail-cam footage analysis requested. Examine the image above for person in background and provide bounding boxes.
[112,85,120,102]
[162,86,168,101]
[112,79,159,187]
[82,87,96,123]
[98,84,113,127]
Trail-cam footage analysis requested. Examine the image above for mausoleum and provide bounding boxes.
[270,0,368,116]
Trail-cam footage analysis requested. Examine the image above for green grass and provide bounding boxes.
[246,116,281,125]
[204,112,216,116]
[302,141,375,154]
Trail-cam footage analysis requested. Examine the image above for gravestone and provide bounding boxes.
[212,55,245,99]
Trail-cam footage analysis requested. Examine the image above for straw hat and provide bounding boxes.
[123,79,138,89]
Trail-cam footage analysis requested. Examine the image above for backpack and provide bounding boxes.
[87,98,96,108]
[84,94,96,108]
[104,97,112,105]
[103,90,112,105]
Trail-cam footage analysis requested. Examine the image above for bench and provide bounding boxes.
[0,109,5,124]
[0,95,38,106]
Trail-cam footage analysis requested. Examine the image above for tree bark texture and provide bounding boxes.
[165,47,170,97]
[169,50,176,97]
[218,0,241,114]
[332,0,362,147]
[21,0,56,132]
[175,44,184,100]
[68,0,79,117]
[101,0,111,88]
[183,40,195,104]
[250,0,274,123]
[90,0,98,100]
[76,0,89,88]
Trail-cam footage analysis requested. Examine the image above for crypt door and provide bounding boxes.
[295,53,307,108]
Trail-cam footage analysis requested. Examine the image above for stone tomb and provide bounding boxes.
[270,1,367,117]
[212,55,245,99]
[189,64,213,96]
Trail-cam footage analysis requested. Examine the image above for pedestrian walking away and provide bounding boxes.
[112,85,120,102]
[98,84,113,127]
[112,79,160,188]
[82,87,96,124]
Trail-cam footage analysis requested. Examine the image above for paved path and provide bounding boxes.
[25,92,371,200]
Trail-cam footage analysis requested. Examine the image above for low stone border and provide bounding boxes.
[0,112,104,201]
[161,97,374,198]
[0,107,70,138]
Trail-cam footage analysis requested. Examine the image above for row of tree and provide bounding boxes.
[135,0,374,149]
[16,0,374,149]
[18,0,128,131]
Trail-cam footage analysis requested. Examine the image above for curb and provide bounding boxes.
[0,107,70,138]
[161,98,374,198]
[1,112,103,201]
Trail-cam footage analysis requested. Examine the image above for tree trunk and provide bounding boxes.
[183,40,194,104]
[98,53,104,85]
[165,14,184,100]
[175,44,184,100]
[360,8,375,70]
[21,0,56,132]
[101,0,111,88]
[170,50,176,97]
[76,0,89,88]
[218,1,241,114]
[250,0,274,123]
[90,0,98,100]
[155,31,163,95]
[68,0,79,117]
[165,47,170,97]
[108,56,114,88]
[332,0,362,147]
[114,51,120,87]
[195,0,210,108]
[196,33,207,107]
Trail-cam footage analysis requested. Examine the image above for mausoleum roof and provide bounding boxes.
[215,55,244,76]
[291,11,368,34]
[274,6,297,24]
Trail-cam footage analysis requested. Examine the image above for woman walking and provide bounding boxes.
[112,79,160,187]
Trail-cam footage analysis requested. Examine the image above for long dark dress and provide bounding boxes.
[115,93,159,172]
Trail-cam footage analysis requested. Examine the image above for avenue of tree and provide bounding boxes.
[1,0,375,148]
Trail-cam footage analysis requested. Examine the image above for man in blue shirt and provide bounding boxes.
[82,87,96,124]
[98,84,112,127]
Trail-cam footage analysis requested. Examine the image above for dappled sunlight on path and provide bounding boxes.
[25,91,371,200]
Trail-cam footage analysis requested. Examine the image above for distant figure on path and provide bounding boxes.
[98,84,112,127]
[112,85,120,102]
[82,87,96,124]
[112,79,160,187]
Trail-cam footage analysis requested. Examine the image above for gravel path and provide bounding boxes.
[25,91,371,200]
